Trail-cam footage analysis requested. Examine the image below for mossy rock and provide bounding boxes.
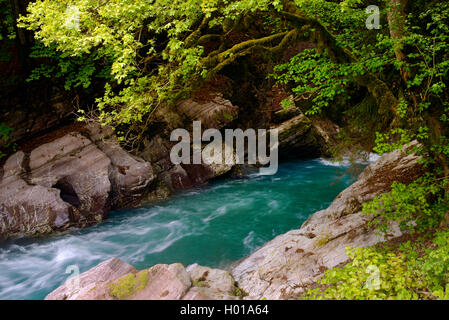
[109,270,149,299]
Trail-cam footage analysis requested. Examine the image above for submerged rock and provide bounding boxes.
[230,143,424,299]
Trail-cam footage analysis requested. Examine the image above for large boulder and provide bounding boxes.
[45,258,137,300]
[0,151,74,237]
[0,124,154,240]
[28,132,112,218]
[231,143,424,299]
[85,123,155,207]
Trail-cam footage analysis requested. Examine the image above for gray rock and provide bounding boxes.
[132,263,191,300]
[105,263,191,300]
[45,258,137,300]
[29,132,112,218]
[177,92,238,130]
[275,114,338,158]
[186,264,239,299]
[0,124,154,240]
[85,123,155,207]
[45,260,243,300]
[0,151,74,238]
[231,143,423,299]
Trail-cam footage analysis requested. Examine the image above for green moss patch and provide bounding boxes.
[109,270,149,299]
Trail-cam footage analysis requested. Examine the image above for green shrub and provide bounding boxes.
[304,247,423,300]
[305,230,449,300]
[362,175,449,234]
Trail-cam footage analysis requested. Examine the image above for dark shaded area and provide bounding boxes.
[53,177,81,208]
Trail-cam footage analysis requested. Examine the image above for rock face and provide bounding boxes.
[177,92,238,130]
[46,260,240,300]
[0,124,154,240]
[230,143,424,300]
[85,123,154,207]
[275,114,339,159]
[139,93,240,200]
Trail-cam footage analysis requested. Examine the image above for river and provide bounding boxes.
[0,158,367,299]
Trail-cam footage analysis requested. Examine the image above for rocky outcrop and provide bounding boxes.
[45,258,137,300]
[230,143,424,299]
[46,260,241,300]
[275,114,339,159]
[0,124,154,240]
[177,92,238,130]
[140,133,235,201]
[139,92,240,200]
[44,143,423,301]
[85,123,154,207]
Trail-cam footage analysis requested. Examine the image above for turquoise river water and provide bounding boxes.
[0,158,368,300]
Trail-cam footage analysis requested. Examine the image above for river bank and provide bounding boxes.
[41,144,421,300]
[0,158,354,299]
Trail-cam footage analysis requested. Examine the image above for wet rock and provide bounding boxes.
[231,143,424,299]
[0,124,154,240]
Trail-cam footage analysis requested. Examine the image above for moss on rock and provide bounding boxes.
[109,270,149,299]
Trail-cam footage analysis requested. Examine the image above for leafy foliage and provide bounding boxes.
[305,246,423,300]
[305,230,449,300]
[272,49,352,115]
[18,0,279,127]
[363,174,449,233]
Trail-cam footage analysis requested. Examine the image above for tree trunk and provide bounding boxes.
[387,0,409,83]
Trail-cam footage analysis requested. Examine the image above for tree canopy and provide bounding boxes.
[17,1,449,162]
